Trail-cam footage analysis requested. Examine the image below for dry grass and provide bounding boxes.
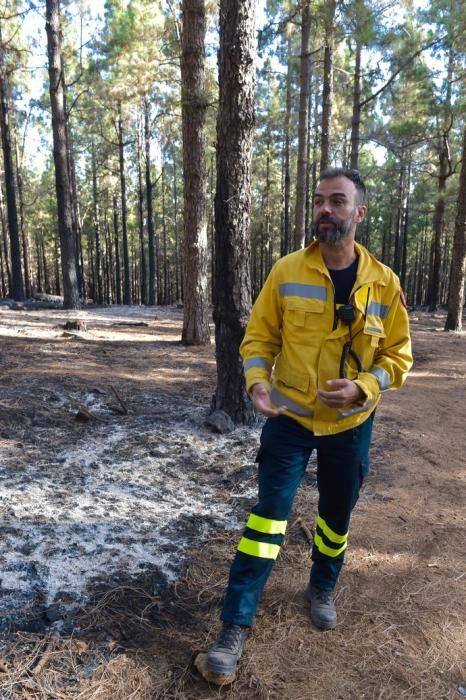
[0,523,464,699]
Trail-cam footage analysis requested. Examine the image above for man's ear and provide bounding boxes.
[355,205,367,224]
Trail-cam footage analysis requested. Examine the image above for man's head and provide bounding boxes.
[312,168,367,246]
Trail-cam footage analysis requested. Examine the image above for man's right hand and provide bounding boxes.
[250,383,287,417]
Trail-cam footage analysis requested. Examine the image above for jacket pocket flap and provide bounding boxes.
[275,356,309,392]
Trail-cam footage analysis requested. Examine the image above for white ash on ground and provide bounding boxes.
[0,305,267,632]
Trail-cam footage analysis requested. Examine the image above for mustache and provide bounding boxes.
[317,215,339,225]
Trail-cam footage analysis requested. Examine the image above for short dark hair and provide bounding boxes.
[318,167,367,205]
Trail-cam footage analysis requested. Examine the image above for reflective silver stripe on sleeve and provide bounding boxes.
[243,357,272,372]
[370,366,391,391]
[366,326,383,334]
[367,301,390,318]
[270,387,314,416]
[279,283,327,300]
[337,400,374,420]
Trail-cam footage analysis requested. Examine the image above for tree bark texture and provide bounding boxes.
[117,103,131,305]
[282,36,292,256]
[144,98,157,306]
[180,0,210,345]
[45,0,80,309]
[0,33,24,301]
[427,145,448,311]
[213,0,256,424]
[350,41,362,170]
[320,0,336,173]
[445,124,466,331]
[294,0,311,250]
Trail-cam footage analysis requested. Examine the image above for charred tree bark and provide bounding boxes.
[45,0,80,308]
[213,0,256,425]
[294,0,311,250]
[445,124,466,331]
[180,0,210,345]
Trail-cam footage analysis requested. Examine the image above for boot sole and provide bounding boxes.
[195,652,237,685]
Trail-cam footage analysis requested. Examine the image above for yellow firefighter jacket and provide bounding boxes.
[240,241,413,436]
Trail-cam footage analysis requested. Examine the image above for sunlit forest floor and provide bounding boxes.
[0,305,464,699]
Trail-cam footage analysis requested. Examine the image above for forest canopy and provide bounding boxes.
[0,0,464,322]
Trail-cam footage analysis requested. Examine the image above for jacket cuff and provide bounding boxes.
[245,372,272,394]
[354,372,381,403]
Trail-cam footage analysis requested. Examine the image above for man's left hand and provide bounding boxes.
[317,379,365,408]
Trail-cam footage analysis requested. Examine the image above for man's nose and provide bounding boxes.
[318,200,332,215]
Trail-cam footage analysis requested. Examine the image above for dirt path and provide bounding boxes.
[0,307,464,699]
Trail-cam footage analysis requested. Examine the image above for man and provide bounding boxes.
[200,168,412,684]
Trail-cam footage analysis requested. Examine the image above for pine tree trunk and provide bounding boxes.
[0,32,24,301]
[282,37,292,256]
[294,0,311,250]
[350,41,362,169]
[137,122,147,304]
[117,103,131,304]
[445,124,466,331]
[0,184,11,294]
[427,147,448,311]
[15,144,31,298]
[320,0,336,173]
[45,0,80,309]
[161,165,169,304]
[92,150,103,303]
[213,0,256,425]
[144,98,157,306]
[113,193,122,304]
[180,0,210,345]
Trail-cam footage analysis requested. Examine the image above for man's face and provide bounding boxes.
[312,176,365,245]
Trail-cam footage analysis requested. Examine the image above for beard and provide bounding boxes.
[312,209,356,245]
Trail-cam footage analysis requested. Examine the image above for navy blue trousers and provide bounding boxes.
[220,414,374,626]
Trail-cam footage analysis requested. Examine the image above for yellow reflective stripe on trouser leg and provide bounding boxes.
[246,513,287,535]
[313,533,347,558]
[237,537,280,560]
[316,515,348,545]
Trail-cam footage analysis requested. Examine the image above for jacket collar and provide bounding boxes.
[304,240,388,287]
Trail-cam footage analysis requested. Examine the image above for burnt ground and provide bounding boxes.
[0,305,464,699]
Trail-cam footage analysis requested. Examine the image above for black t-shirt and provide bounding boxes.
[328,257,358,306]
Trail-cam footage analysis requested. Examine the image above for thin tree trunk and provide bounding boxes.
[45,0,80,308]
[294,0,311,250]
[320,0,336,173]
[427,147,448,311]
[0,29,24,301]
[0,184,10,294]
[213,0,256,424]
[117,102,131,304]
[445,124,466,331]
[15,141,31,298]
[144,97,157,306]
[137,120,147,304]
[282,36,292,256]
[180,0,210,344]
[113,193,122,304]
[350,40,362,169]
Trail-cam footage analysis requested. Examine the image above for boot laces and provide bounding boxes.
[214,623,245,652]
[313,588,333,605]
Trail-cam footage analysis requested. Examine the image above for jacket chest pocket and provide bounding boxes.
[284,299,327,342]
